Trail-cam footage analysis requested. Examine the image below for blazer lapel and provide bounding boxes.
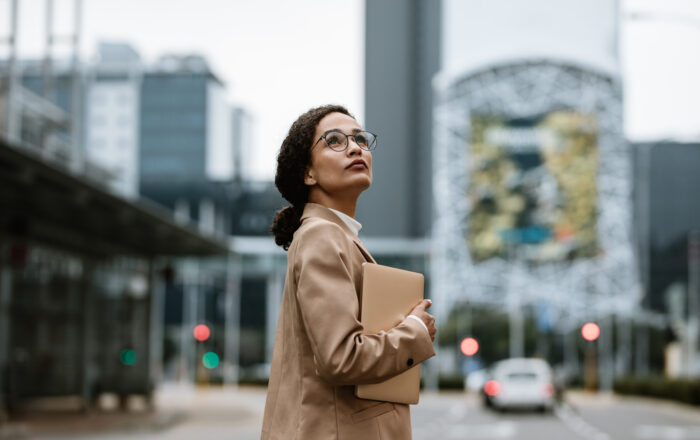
[300,203,376,264]
[353,239,376,264]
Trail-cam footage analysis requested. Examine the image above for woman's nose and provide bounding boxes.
[346,137,363,155]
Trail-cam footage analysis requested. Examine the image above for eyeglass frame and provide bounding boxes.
[312,129,378,152]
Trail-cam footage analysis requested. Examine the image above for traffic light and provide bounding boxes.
[193,324,211,342]
[581,322,600,341]
[460,337,479,356]
[202,352,220,369]
[119,349,136,366]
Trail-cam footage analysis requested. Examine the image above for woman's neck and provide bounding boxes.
[308,191,358,218]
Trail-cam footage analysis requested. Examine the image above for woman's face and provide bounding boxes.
[304,112,373,196]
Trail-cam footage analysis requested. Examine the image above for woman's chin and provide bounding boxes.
[326,176,371,195]
[354,176,372,192]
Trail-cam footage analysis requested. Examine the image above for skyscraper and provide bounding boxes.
[139,55,232,184]
[360,0,442,238]
[633,142,700,312]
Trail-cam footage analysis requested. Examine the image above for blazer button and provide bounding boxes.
[407,358,414,367]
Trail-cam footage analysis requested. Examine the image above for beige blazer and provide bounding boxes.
[261,203,435,440]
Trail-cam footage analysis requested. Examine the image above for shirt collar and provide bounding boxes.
[300,203,375,263]
[327,208,362,236]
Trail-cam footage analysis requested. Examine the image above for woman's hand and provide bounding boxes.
[409,299,437,342]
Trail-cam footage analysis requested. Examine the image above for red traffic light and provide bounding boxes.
[460,337,479,356]
[581,322,600,341]
[193,324,211,342]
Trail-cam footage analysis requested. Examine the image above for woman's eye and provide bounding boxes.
[355,135,367,145]
[326,135,342,145]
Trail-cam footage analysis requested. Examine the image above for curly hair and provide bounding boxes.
[270,104,354,250]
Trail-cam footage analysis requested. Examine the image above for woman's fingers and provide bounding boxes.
[410,299,433,315]
[408,299,437,341]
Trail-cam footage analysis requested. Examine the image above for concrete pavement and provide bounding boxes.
[3,385,700,439]
[3,384,265,440]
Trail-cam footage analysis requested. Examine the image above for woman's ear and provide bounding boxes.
[304,166,316,186]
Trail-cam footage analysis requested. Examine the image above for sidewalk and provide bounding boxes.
[565,389,700,422]
[0,384,268,440]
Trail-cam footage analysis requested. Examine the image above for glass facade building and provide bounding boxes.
[140,72,211,181]
[633,142,700,312]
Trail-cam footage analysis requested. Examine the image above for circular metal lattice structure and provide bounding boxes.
[431,59,640,331]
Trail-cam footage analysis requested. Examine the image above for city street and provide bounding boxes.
[413,392,700,440]
[7,385,698,440]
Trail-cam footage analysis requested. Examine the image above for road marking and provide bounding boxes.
[446,421,517,439]
[636,425,700,439]
[414,421,517,439]
[555,403,611,440]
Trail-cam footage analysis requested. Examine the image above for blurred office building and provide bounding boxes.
[0,2,229,416]
[141,54,233,183]
[361,0,441,239]
[139,54,234,235]
[13,43,143,198]
[633,142,700,377]
[85,42,143,198]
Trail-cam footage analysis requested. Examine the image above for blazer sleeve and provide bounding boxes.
[293,221,435,386]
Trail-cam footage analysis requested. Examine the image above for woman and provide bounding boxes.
[262,105,437,440]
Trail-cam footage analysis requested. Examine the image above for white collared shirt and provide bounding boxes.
[327,207,430,335]
[328,208,362,236]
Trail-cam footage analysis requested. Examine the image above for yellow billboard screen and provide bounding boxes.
[468,110,599,263]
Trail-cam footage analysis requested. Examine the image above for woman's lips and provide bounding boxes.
[347,160,367,169]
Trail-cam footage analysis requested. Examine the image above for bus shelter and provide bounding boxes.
[0,137,228,413]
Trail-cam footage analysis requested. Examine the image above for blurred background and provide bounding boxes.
[1,0,700,439]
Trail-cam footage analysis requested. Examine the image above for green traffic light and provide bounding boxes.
[202,351,220,369]
[120,349,136,366]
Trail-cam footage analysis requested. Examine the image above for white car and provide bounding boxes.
[482,358,555,412]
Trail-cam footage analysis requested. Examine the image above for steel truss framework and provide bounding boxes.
[431,60,641,332]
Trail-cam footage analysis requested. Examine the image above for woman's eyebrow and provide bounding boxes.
[323,127,364,134]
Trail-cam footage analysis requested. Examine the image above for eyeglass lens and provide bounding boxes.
[324,131,376,151]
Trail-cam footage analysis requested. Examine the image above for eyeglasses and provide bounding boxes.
[314,130,377,152]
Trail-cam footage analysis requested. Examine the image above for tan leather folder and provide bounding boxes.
[355,262,424,404]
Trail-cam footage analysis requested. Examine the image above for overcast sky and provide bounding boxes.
[622,0,700,142]
[8,0,700,180]
[11,0,364,180]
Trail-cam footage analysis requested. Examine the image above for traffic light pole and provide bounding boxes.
[457,300,473,376]
[223,252,241,388]
[506,242,524,359]
[598,314,614,391]
[180,259,199,383]
[509,299,525,359]
[688,230,700,376]
[0,248,11,420]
